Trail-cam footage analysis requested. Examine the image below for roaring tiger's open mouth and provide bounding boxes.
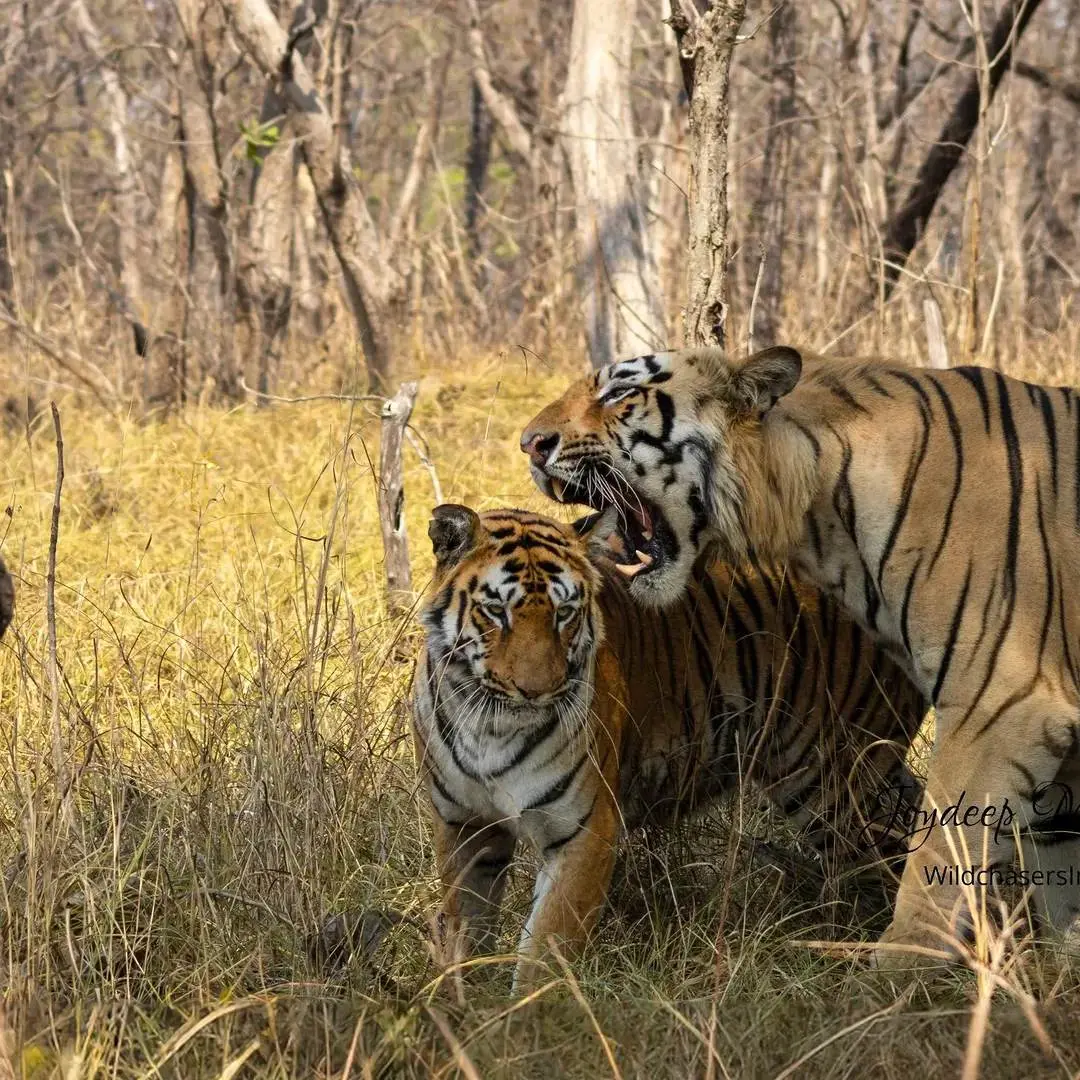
[530,465,673,581]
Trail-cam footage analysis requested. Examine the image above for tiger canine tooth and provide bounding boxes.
[615,561,649,578]
[634,550,654,566]
[552,478,566,500]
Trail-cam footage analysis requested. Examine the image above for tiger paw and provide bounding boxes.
[870,922,959,973]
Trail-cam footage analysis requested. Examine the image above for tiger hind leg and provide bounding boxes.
[875,697,1076,969]
[1020,750,1080,941]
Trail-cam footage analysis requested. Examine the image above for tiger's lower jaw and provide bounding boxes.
[614,542,698,611]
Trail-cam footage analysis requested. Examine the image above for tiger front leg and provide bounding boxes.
[433,817,517,972]
[875,700,1075,969]
[512,796,619,993]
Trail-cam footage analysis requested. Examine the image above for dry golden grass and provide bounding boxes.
[1,342,1079,1078]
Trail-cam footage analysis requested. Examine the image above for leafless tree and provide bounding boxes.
[0,0,1074,402]
[675,0,746,348]
[747,1,795,349]
[560,0,666,365]
[881,0,1046,292]
[230,0,410,389]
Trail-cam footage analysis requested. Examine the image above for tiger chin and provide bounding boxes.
[522,345,1080,970]
[413,504,926,992]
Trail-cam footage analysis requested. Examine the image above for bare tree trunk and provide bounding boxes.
[176,0,228,225]
[291,164,325,338]
[242,135,296,396]
[815,132,837,300]
[465,0,533,165]
[676,0,746,349]
[1029,110,1075,303]
[463,76,493,264]
[649,3,687,329]
[147,89,193,402]
[230,0,405,390]
[236,0,323,399]
[726,83,745,340]
[923,296,949,369]
[0,157,14,303]
[561,0,665,366]
[0,2,25,304]
[959,0,992,361]
[749,1,795,347]
[325,3,352,162]
[387,46,452,254]
[881,0,1045,292]
[70,0,145,337]
[856,22,886,227]
[175,0,235,395]
[993,42,1028,341]
[999,127,1027,330]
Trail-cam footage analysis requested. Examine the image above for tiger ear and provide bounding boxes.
[429,504,483,570]
[730,346,802,417]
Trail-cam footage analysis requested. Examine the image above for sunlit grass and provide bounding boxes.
[0,342,1078,1077]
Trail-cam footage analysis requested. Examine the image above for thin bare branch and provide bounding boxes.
[464,0,533,163]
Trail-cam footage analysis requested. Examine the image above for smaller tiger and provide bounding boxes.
[413,506,926,989]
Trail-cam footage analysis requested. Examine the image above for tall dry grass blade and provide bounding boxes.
[139,997,268,1078]
[215,1038,262,1080]
[46,401,68,811]
[923,296,950,368]
[551,943,623,1080]
[339,1014,365,1080]
[426,1008,482,1080]
[0,1005,14,1080]
[747,244,766,354]
[773,995,911,1080]
[979,254,1005,360]
[378,382,418,615]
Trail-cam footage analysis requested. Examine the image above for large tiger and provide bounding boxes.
[521,346,1080,966]
[413,504,926,989]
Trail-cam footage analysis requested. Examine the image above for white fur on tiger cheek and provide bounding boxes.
[622,412,739,610]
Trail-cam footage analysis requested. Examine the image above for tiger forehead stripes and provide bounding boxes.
[421,507,601,710]
[413,504,927,991]
[522,344,1080,969]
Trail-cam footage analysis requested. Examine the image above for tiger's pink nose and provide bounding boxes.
[520,431,559,467]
